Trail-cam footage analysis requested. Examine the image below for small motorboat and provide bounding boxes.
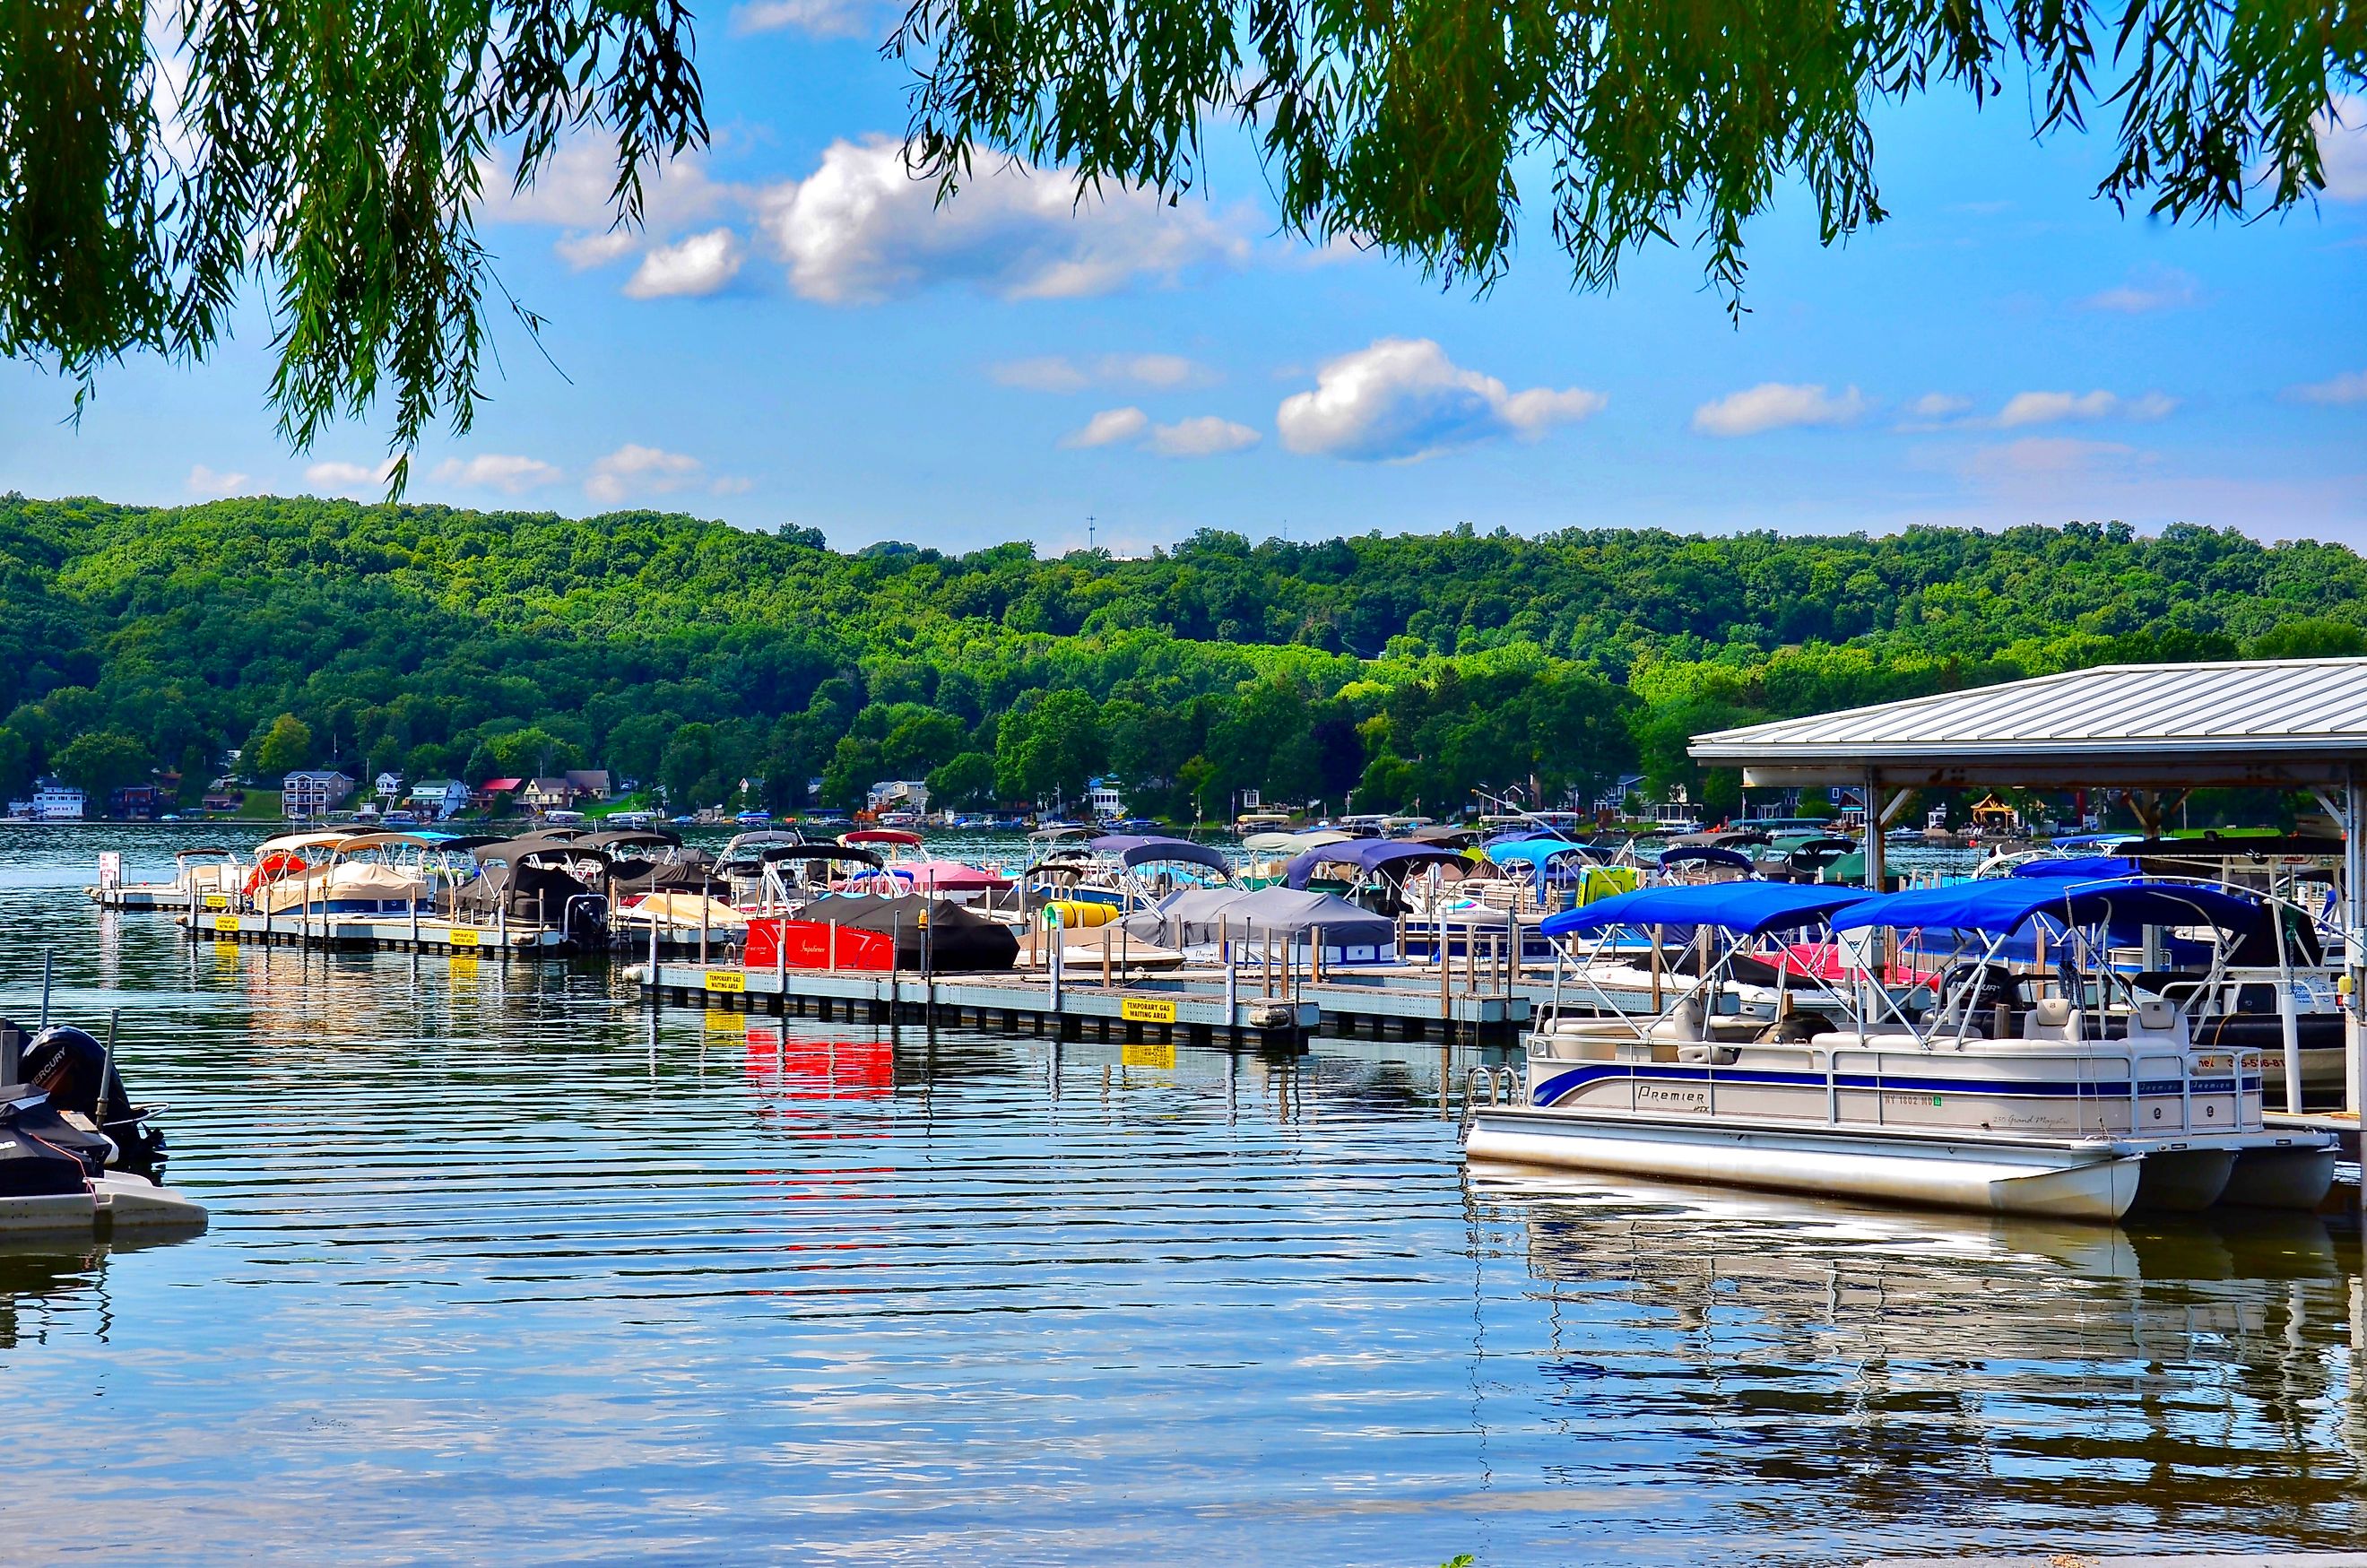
[0,1022,205,1235]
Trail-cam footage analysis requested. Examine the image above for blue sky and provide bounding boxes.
[2,20,2363,553]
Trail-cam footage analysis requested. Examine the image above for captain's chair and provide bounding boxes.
[2025,995,2083,1043]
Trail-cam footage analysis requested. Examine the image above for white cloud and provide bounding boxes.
[585,444,704,504]
[733,0,877,35]
[1148,416,1261,457]
[483,138,731,233]
[2287,370,2367,405]
[1993,389,2176,428]
[756,136,1251,305]
[186,463,248,497]
[2077,265,2201,313]
[2319,94,2367,201]
[1275,338,1605,462]
[304,457,401,490]
[555,230,639,271]
[1905,393,1972,420]
[1062,408,1150,449]
[1691,383,1868,437]
[431,454,563,493]
[992,352,1218,392]
[624,228,745,299]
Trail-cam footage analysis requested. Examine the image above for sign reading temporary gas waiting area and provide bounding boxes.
[1120,996,1177,1025]
[705,969,746,993]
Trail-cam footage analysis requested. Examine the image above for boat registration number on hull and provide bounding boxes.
[705,969,746,992]
[1121,997,1177,1025]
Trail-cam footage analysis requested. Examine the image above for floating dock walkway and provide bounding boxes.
[634,961,1317,1047]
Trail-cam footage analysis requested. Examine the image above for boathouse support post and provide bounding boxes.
[2346,771,2366,1124]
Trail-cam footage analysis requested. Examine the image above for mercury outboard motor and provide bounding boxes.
[20,1026,168,1178]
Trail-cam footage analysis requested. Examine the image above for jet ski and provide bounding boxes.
[0,1019,205,1235]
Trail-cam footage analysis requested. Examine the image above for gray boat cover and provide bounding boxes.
[1121,886,1394,949]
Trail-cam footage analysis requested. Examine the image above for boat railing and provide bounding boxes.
[1460,1065,1522,1133]
[1582,1036,2267,1136]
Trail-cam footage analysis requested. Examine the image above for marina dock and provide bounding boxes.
[633,960,1316,1046]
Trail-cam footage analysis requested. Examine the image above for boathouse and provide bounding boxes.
[1691,655,2367,1116]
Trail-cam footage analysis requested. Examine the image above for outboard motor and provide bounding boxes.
[21,1027,168,1178]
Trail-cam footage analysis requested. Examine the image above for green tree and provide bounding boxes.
[2251,618,2367,660]
[54,728,151,802]
[0,724,36,800]
[995,689,1105,806]
[661,722,718,808]
[253,713,315,777]
[893,0,2354,313]
[926,750,999,810]
[5,0,707,473]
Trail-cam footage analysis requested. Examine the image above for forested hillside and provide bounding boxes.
[4,493,2363,818]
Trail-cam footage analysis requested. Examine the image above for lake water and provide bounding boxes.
[4,826,2363,1564]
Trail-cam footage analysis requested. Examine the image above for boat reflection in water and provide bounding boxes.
[1470,1160,2367,1562]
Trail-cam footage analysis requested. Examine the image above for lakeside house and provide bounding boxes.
[30,777,86,820]
[1087,776,1124,821]
[407,779,469,819]
[374,770,404,801]
[282,769,357,819]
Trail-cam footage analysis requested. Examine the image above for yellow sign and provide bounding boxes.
[448,927,481,949]
[203,893,229,910]
[704,968,746,993]
[1121,1042,1176,1070]
[212,914,240,932]
[1120,996,1178,1025]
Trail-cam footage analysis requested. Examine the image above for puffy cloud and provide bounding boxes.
[992,352,1217,392]
[2319,94,2367,201]
[756,136,1250,305]
[1691,382,1868,437]
[2077,266,2201,313]
[555,230,639,271]
[1061,408,1259,456]
[1994,389,2176,427]
[186,463,249,497]
[2287,370,2367,405]
[624,228,745,299]
[1061,408,1151,449]
[733,0,877,35]
[1904,393,1972,420]
[1148,416,1261,457]
[1276,338,1605,462]
[304,457,401,490]
[585,444,704,504]
[431,454,563,493]
[483,137,731,234]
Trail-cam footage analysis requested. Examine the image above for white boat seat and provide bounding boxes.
[2137,998,2176,1032]
[2025,995,2082,1042]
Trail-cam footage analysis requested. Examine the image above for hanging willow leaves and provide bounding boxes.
[889,0,2363,307]
[0,0,705,487]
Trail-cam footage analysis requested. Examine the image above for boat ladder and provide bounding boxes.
[1460,1065,1522,1136]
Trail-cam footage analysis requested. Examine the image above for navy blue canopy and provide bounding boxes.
[1540,881,1873,938]
[1831,877,2260,935]
[2008,855,2141,880]
[1284,839,1468,888]
[1089,834,1231,875]
[1660,845,1754,871]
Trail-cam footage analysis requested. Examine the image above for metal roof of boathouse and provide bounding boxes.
[1690,657,2367,788]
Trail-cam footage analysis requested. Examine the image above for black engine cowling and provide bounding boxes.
[20,1027,167,1177]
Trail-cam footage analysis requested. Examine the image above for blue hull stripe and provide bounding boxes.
[1532,1061,2256,1108]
